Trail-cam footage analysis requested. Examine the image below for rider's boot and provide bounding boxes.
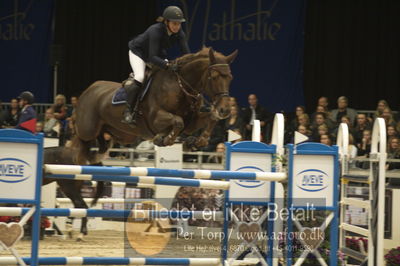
[122,80,142,124]
[130,99,140,125]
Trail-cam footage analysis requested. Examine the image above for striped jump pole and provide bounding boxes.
[0,207,224,220]
[0,257,221,265]
[45,174,230,190]
[45,164,286,181]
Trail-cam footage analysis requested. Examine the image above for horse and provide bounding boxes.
[42,146,105,241]
[73,47,238,165]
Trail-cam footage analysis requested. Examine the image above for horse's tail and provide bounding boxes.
[89,161,105,207]
[71,135,97,165]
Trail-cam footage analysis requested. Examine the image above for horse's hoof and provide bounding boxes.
[184,136,197,149]
[68,231,73,239]
[163,137,175,146]
[153,135,165,146]
[195,138,208,148]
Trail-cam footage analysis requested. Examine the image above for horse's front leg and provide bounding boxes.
[152,110,184,146]
[184,112,218,148]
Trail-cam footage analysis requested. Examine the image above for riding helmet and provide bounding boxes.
[162,6,186,22]
[18,91,35,104]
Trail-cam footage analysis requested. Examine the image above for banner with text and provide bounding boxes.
[0,0,54,102]
[160,0,305,112]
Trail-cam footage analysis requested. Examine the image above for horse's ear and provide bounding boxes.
[209,47,216,64]
[226,49,238,64]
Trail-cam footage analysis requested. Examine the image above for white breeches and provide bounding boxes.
[128,51,146,83]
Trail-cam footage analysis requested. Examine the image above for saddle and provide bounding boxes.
[112,66,154,105]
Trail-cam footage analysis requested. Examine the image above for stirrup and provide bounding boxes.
[121,107,134,124]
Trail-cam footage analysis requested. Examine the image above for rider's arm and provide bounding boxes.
[148,29,168,69]
[178,30,190,55]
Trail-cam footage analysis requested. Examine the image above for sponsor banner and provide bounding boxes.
[229,152,272,202]
[0,142,38,200]
[291,155,334,208]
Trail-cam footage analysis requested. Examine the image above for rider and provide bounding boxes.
[16,91,37,134]
[123,5,191,124]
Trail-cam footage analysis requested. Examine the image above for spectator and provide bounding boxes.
[0,100,7,127]
[35,121,44,133]
[241,94,273,141]
[52,94,68,145]
[3,98,20,127]
[387,125,399,140]
[67,96,79,118]
[354,113,372,146]
[330,96,357,125]
[207,143,225,164]
[225,105,244,137]
[229,97,240,111]
[374,99,389,120]
[317,96,330,111]
[357,129,372,156]
[43,108,60,137]
[311,112,331,139]
[15,91,37,134]
[316,124,331,142]
[387,137,400,170]
[320,134,332,146]
[201,119,226,152]
[297,113,311,128]
[52,94,68,121]
[289,105,306,132]
[380,107,396,127]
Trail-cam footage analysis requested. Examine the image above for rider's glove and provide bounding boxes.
[167,62,179,72]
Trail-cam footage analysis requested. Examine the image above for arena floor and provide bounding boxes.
[2,230,260,266]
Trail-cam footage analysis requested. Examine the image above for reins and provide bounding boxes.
[174,63,230,110]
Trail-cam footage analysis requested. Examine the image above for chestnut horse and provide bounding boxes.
[74,47,238,164]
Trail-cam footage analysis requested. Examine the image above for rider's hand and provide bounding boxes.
[167,62,179,72]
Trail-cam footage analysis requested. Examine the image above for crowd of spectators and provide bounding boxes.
[0,93,78,147]
[1,93,400,169]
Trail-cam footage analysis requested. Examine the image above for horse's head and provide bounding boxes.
[205,48,238,120]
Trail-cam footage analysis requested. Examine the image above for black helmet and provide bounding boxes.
[162,6,185,22]
[18,91,35,104]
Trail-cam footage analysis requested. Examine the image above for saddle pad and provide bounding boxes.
[111,77,153,105]
[112,87,127,105]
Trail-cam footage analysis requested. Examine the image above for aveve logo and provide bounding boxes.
[233,166,265,188]
[296,169,329,192]
[0,158,32,183]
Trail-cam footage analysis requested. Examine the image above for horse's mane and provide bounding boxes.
[176,46,222,66]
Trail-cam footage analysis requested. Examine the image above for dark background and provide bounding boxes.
[18,0,400,112]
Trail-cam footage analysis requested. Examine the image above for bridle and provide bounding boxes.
[175,63,231,110]
[206,63,231,106]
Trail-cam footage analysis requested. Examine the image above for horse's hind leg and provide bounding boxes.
[72,137,97,165]
[58,180,89,241]
[152,110,184,146]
